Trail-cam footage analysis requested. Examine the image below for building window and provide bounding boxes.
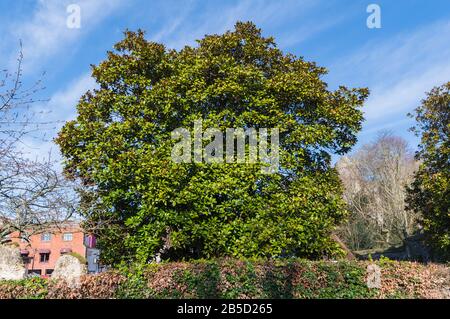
[60,248,72,255]
[41,233,52,242]
[40,253,50,263]
[63,233,73,241]
[45,269,54,276]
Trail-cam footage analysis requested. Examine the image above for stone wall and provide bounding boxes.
[52,254,87,287]
[0,245,26,280]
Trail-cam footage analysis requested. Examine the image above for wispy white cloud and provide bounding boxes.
[329,20,450,128]
[44,72,95,122]
[21,72,96,162]
[147,0,335,50]
[8,0,124,72]
[3,0,122,160]
[365,61,450,122]
[277,14,346,49]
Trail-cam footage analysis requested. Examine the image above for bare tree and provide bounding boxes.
[0,45,77,244]
[336,132,420,251]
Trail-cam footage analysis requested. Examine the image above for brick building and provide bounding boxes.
[9,222,99,277]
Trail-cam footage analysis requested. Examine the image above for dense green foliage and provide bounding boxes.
[56,22,368,264]
[0,260,381,299]
[135,259,377,299]
[407,82,450,260]
[1,259,448,299]
[0,277,48,299]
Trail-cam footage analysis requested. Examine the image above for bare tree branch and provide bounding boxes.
[336,131,420,251]
[0,45,77,244]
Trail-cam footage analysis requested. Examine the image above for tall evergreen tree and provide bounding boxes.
[56,22,368,264]
[407,82,450,260]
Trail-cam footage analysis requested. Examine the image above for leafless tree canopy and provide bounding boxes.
[0,46,77,243]
[336,132,420,251]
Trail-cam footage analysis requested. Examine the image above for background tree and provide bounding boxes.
[57,22,368,264]
[407,82,450,260]
[0,46,76,244]
[336,132,419,251]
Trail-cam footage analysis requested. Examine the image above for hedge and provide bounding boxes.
[0,259,448,299]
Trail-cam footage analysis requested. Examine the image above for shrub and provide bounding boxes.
[0,277,48,299]
[0,259,447,299]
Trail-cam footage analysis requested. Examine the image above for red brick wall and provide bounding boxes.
[10,226,86,276]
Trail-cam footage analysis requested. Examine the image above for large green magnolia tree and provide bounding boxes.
[56,22,368,264]
[407,82,450,260]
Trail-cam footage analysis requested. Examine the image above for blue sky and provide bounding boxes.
[1,0,450,162]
